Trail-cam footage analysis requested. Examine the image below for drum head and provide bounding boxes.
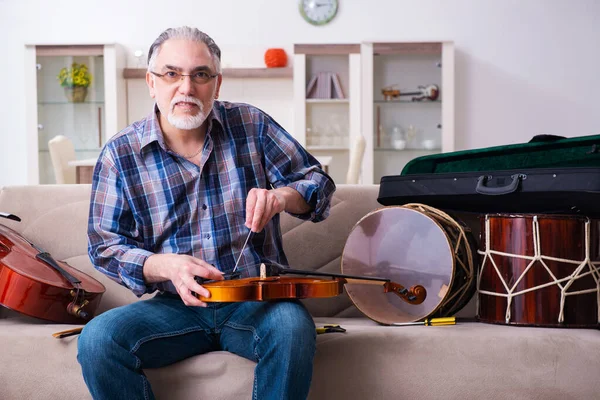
[342,207,455,325]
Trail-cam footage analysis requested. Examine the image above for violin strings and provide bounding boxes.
[232,230,253,273]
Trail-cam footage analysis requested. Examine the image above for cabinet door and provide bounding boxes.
[35,48,105,184]
[362,42,455,184]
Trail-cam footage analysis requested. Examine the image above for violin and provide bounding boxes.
[0,213,105,324]
[53,262,427,339]
[381,84,439,102]
[194,263,427,305]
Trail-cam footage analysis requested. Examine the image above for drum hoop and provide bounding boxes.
[477,214,600,324]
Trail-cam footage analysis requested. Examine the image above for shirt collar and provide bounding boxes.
[139,102,224,154]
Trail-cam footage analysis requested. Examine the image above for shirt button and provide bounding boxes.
[205,234,211,239]
[202,204,207,210]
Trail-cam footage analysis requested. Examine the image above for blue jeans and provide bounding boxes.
[77,293,316,400]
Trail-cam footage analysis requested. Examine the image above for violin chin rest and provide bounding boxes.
[195,271,241,285]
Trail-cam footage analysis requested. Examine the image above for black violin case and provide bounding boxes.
[377,134,600,216]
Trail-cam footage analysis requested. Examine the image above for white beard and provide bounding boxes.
[166,96,210,130]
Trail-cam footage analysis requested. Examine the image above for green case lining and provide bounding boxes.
[401,134,600,175]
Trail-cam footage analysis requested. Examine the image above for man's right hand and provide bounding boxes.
[143,254,224,307]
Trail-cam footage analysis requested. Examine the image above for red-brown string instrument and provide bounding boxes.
[0,213,105,324]
[53,262,427,339]
[194,263,427,305]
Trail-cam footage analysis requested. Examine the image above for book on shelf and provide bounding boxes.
[306,72,345,99]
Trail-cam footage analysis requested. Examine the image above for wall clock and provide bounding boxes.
[299,0,339,26]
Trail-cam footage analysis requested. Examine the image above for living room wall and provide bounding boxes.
[0,0,598,186]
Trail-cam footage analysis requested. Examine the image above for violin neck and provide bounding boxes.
[341,278,388,286]
[277,266,390,284]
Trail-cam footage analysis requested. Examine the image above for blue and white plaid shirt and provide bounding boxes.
[88,101,336,296]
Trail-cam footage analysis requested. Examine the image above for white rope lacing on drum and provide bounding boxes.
[477,216,600,324]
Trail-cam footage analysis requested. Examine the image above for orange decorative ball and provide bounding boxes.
[264,48,288,68]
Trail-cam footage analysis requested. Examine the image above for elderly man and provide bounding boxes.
[77,26,335,400]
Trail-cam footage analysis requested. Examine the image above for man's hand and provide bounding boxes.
[245,187,312,232]
[245,188,286,232]
[143,254,224,307]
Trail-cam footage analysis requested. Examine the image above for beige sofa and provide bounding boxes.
[0,184,598,400]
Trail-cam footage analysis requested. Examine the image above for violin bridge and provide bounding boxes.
[260,263,266,279]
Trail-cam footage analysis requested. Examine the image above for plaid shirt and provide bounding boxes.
[88,101,335,296]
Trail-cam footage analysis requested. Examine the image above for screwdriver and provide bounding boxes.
[392,317,457,326]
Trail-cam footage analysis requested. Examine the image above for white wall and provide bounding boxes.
[1,0,599,186]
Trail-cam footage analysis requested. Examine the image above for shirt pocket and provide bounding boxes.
[235,164,267,189]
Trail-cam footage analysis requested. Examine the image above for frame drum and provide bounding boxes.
[341,204,477,325]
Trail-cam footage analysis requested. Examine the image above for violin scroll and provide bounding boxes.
[386,282,427,305]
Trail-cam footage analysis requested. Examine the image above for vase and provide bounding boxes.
[64,86,88,103]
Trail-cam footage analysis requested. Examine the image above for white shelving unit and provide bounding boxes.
[361,41,455,184]
[293,41,454,185]
[25,44,127,184]
[293,44,362,184]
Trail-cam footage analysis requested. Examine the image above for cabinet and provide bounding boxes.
[293,42,454,185]
[25,44,127,184]
[361,42,455,184]
[293,44,362,184]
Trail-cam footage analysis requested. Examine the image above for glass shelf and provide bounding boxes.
[375,147,441,152]
[306,99,349,104]
[36,51,106,184]
[374,100,441,104]
[39,149,101,153]
[38,101,105,105]
[307,146,348,151]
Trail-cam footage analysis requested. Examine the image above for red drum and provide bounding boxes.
[477,214,600,328]
[341,204,477,325]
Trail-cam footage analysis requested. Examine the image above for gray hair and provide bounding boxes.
[147,26,222,73]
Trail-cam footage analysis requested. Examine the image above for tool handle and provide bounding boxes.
[52,327,83,338]
[425,317,456,326]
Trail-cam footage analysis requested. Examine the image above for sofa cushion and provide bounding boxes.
[1,316,598,400]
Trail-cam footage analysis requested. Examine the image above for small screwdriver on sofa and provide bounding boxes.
[392,317,457,326]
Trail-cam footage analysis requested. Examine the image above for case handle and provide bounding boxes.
[476,174,525,196]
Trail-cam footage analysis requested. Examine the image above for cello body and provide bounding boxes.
[0,223,105,324]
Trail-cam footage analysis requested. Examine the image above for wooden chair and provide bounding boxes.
[346,135,366,184]
[48,135,76,184]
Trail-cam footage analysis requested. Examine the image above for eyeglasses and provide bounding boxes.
[150,70,219,85]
